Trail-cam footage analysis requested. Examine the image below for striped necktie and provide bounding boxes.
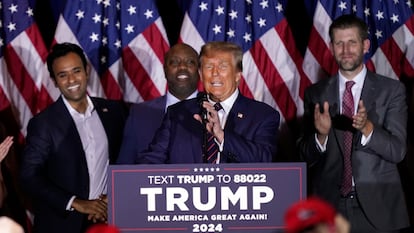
[204,103,223,164]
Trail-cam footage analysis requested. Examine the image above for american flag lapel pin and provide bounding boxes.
[102,108,109,112]
[237,113,243,118]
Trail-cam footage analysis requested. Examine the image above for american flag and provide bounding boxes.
[0,0,59,139]
[54,0,170,103]
[303,0,414,82]
[180,0,312,123]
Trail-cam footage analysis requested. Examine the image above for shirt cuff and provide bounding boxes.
[360,129,373,146]
[216,138,224,152]
[315,133,328,152]
[66,196,76,211]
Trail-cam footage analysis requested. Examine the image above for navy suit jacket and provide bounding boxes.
[117,96,166,164]
[21,97,126,233]
[299,71,409,231]
[137,93,280,164]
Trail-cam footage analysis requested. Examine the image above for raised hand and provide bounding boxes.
[353,100,373,136]
[0,136,13,163]
[314,101,331,144]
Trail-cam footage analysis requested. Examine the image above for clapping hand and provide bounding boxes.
[0,136,13,163]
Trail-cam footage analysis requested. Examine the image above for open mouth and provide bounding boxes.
[177,74,189,80]
[211,82,223,87]
[67,84,80,91]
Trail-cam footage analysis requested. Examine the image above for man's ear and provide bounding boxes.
[198,69,203,82]
[235,71,242,84]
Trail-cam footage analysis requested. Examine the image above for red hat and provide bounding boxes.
[284,197,336,233]
[86,224,120,233]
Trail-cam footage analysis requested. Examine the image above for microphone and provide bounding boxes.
[197,92,209,124]
[197,92,209,162]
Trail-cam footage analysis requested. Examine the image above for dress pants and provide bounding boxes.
[337,192,400,233]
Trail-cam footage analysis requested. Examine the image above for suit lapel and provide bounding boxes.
[92,98,109,129]
[360,72,376,114]
[350,72,377,144]
[52,98,88,170]
[53,98,82,142]
[224,94,247,131]
[152,95,167,113]
[325,76,340,116]
[153,96,168,123]
[324,77,346,154]
[183,100,204,162]
[327,73,377,155]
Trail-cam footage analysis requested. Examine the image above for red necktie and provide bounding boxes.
[204,103,222,164]
[340,81,355,196]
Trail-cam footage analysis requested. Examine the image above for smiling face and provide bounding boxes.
[52,52,89,108]
[200,50,241,102]
[164,44,199,100]
[330,27,370,77]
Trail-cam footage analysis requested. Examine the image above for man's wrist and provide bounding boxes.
[361,120,373,136]
[215,131,224,144]
[67,196,77,211]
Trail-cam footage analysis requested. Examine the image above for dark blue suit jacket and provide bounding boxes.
[117,96,166,164]
[137,93,280,164]
[21,97,126,233]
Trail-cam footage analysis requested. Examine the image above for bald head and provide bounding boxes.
[164,43,200,100]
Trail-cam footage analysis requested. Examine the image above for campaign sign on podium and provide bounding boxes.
[108,163,306,233]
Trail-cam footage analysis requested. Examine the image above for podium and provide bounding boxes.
[108,163,306,233]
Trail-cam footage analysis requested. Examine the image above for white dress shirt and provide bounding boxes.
[208,89,239,163]
[62,96,109,210]
[316,65,372,150]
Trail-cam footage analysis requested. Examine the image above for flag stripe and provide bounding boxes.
[14,26,57,110]
[401,16,414,77]
[306,27,337,76]
[370,49,397,79]
[0,0,56,137]
[101,70,123,100]
[180,0,307,124]
[0,86,10,111]
[0,58,33,136]
[142,19,170,65]
[242,51,275,105]
[277,25,312,103]
[4,44,38,115]
[179,13,206,51]
[237,77,254,100]
[122,46,162,101]
[26,24,49,62]
[55,0,169,104]
[250,40,296,120]
[304,0,414,82]
[381,38,403,78]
